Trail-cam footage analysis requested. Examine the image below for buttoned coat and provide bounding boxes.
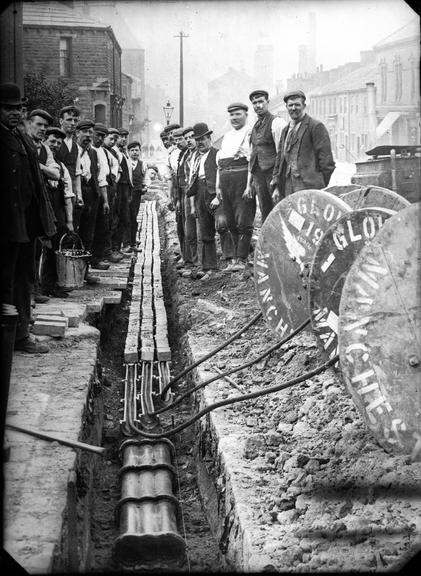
[272,114,335,195]
[0,123,56,244]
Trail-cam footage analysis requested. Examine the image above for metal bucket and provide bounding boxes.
[55,232,91,289]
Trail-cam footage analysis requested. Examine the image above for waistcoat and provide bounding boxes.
[56,139,79,178]
[249,112,277,172]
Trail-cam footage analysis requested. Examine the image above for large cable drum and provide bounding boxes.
[338,203,421,460]
[339,185,410,211]
[308,207,396,362]
[254,189,351,337]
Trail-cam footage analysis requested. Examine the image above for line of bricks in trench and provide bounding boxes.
[124,201,171,363]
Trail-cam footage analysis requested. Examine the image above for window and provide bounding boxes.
[59,37,72,77]
[393,56,402,102]
[380,58,387,103]
[94,103,106,123]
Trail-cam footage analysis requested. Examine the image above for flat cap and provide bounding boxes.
[172,128,185,138]
[93,122,108,135]
[127,140,141,149]
[283,89,306,103]
[160,130,169,139]
[45,126,66,139]
[249,90,269,101]
[164,123,181,133]
[182,126,194,136]
[118,128,129,136]
[59,105,80,117]
[76,118,95,130]
[107,127,120,135]
[227,102,248,113]
[28,108,53,124]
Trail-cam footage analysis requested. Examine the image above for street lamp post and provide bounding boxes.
[163,100,174,126]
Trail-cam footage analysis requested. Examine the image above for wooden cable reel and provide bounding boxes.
[338,203,421,460]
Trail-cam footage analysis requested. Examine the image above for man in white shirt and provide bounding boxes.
[102,127,123,263]
[215,102,256,273]
[245,89,287,222]
[112,128,133,255]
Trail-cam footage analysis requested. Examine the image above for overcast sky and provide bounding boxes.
[113,0,417,126]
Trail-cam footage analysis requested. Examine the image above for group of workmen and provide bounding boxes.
[0,81,148,356]
[159,88,336,281]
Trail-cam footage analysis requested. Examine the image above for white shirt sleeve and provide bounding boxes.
[75,144,82,177]
[96,147,109,188]
[62,164,75,198]
[272,116,287,153]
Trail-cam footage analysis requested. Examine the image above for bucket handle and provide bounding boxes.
[58,231,86,253]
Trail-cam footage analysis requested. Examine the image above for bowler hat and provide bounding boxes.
[28,108,53,124]
[93,122,108,135]
[127,140,141,149]
[249,90,269,102]
[182,126,194,136]
[192,122,212,140]
[46,126,66,139]
[0,82,25,106]
[59,105,80,118]
[227,102,248,113]
[76,118,95,130]
[283,89,306,103]
[118,128,129,136]
[107,127,120,135]
[164,123,181,133]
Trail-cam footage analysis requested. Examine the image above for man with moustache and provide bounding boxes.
[187,122,233,281]
[75,118,104,284]
[56,105,83,228]
[0,83,56,354]
[39,126,75,298]
[112,128,133,256]
[246,89,286,222]
[271,89,335,201]
[216,102,255,273]
[103,127,123,263]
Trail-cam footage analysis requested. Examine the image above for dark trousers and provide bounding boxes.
[129,190,143,248]
[78,183,100,254]
[220,168,256,261]
[195,179,218,271]
[183,194,199,266]
[40,224,67,292]
[0,240,35,342]
[92,198,109,263]
[176,197,186,260]
[104,184,116,257]
[112,183,131,252]
[252,164,274,223]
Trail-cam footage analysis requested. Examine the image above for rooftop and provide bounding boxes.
[308,64,377,96]
[374,17,419,48]
[23,1,108,29]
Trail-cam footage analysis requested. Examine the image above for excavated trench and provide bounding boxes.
[86,194,223,572]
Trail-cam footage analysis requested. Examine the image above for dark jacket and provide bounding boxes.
[272,114,335,193]
[249,111,277,172]
[186,147,218,198]
[0,123,56,244]
[56,138,79,179]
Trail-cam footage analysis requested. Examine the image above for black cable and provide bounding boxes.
[154,318,310,416]
[160,310,263,396]
[127,354,339,439]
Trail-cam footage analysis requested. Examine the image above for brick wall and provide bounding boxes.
[23,25,123,125]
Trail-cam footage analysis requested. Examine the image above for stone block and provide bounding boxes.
[32,320,66,338]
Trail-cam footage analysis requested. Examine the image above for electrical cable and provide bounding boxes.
[160,310,263,397]
[154,317,310,416]
[126,353,339,439]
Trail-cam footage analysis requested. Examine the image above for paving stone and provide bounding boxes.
[32,321,66,337]
[103,291,122,304]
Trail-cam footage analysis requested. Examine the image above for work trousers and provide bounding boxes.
[78,182,100,255]
[40,223,68,292]
[111,183,131,252]
[129,190,143,248]
[0,240,35,342]
[220,167,256,261]
[184,194,200,267]
[103,184,116,258]
[178,187,193,264]
[92,197,108,263]
[195,180,233,270]
[252,164,274,223]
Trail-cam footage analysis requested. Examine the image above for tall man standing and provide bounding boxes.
[103,127,122,263]
[0,83,56,354]
[112,128,133,256]
[271,90,335,201]
[246,89,286,222]
[127,140,148,251]
[216,102,255,273]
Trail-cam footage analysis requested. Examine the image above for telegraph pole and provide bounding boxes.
[174,30,189,125]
